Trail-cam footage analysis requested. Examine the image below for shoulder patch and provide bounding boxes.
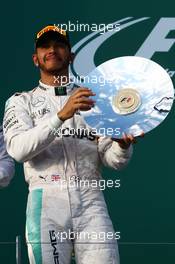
[5,88,35,108]
[14,92,22,96]
[5,91,24,107]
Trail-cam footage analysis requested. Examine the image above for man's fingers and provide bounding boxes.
[75,97,95,105]
[74,91,96,99]
[138,132,145,138]
[127,134,137,144]
[73,87,96,98]
[73,87,90,93]
[112,131,144,148]
[73,87,95,95]
[122,132,129,144]
[121,133,137,145]
[75,103,93,111]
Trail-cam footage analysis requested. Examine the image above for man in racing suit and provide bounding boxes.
[0,125,14,187]
[3,25,136,264]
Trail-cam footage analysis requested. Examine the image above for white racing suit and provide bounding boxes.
[0,125,14,187]
[3,81,133,264]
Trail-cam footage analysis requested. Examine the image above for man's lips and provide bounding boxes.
[45,54,63,62]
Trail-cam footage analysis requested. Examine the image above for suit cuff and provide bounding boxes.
[49,114,64,130]
[111,141,133,158]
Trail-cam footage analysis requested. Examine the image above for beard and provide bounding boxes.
[38,56,70,75]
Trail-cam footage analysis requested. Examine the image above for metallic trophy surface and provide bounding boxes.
[79,56,174,138]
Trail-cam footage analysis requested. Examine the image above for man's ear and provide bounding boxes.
[69,52,75,64]
[32,53,39,67]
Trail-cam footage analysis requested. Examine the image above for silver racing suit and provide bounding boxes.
[3,81,133,264]
[0,125,14,187]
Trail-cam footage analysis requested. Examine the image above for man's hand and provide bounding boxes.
[112,132,144,149]
[57,87,96,121]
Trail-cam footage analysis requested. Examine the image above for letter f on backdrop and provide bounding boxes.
[136,18,175,59]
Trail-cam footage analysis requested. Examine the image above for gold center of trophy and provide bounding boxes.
[113,88,141,115]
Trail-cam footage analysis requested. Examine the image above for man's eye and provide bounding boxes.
[55,43,66,48]
[42,44,50,48]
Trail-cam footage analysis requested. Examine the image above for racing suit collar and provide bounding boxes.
[39,80,75,96]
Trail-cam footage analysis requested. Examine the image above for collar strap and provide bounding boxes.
[39,81,79,96]
[54,86,67,96]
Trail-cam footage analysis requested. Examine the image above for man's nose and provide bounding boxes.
[48,46,56,53]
